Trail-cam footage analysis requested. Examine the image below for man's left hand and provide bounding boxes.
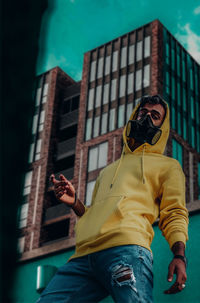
[164,258,187,294]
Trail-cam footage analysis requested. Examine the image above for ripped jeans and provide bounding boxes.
[36,245,153,303]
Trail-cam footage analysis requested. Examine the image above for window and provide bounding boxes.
[171,77,175,100]
[32,114,39,134]
[177,83,181,107]
[128,45,135,65]
[196,99,199,125]
[95,85,102,108]
[35,88,42,106]
[143,65,150,88]
[182,59,186,82]
[85,118,92,141]
[42,83,49,104]
[118,104,125,128]
[62,100,70,114]
[85,180,96,206]
[93,116,100,137]
[42,219,70,243]
[23,171,33,195]
[105,56,111,75]
[97,57,104,79]
[35,139,42,160]
[18,203,29,228]
[190,69,194,90]
[39,110,45,132]
[136,41,142,62]
[183,88,187,111]
[88,88,95,111]
[101,112,108,135]
[195,72,199,96]
[28,143,35,163]
[126,103,133,122]
[191,125,195,148]
[172,139,183,167]
[111,79,117,101]
[135,69,142,91]
[171,49,175,71]
[166,43,170,65]
[120,47,127,69]
[71,95,79,111]
[112,51,118,72]
[109,108,115,131]
[166,72,170,94]
[17,237,25,254]
[103,83,109,105]
[177,54,181,77]
[191,96,195,119]
[135,98,141,106]
[119,75,126,98]
[88,142,108,172]
[171,106,175,129]
[90,61,96,82]
[144,36,150,58]
[127,73,134,95]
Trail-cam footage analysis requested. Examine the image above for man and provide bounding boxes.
[37,95,188,303]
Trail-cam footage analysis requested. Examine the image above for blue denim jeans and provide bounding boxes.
[36,245,153,303]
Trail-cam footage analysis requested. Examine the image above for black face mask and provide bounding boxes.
[126,114,162,145]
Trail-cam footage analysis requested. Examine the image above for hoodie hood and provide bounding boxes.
[123,99,170,155]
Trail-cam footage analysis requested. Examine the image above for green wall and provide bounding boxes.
[12,213,200,303]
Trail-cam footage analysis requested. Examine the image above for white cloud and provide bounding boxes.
[175,23,200,63]
[194,6,200,15]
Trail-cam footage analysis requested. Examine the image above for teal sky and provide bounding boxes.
[37,0,200,81]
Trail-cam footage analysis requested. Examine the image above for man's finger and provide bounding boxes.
[59,174,68,182]
[164,282,184,294]
[54,182,69,190]
[167,263,175,282]
[55,188,67,194]
[50,174,59,184]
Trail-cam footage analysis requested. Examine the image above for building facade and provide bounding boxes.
[75,19,200,211]
[13,19,200,303]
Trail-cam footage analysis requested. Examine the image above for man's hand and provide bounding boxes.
[164,258,187,294]
[50,174,75,206]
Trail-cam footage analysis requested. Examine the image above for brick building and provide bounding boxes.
[14,19,200,303]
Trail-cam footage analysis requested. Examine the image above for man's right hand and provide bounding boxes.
[50,174,76,206]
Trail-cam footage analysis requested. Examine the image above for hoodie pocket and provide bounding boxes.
[75,195,125,245]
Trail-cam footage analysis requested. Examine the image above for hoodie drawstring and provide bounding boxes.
[110,145,125,188]
[141,145,146,184]
[110,144,146,188]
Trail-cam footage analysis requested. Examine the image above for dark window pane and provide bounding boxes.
[71,96,80,111]
[63,101,71,114]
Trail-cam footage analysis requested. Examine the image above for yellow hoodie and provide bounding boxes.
[70,100,189,260]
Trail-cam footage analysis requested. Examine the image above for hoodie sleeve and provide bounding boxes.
[158,161,189,249]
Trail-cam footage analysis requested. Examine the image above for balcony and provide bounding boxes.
[60,110,78,129]
[44,203,71,224]
[56,137,76,160]
[55,167,74,180]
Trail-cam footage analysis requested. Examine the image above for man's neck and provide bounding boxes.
[129,141,142,152]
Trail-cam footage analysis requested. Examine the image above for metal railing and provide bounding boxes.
[56,137,76,160]
[60,109,78,129]
[44,203,71,223]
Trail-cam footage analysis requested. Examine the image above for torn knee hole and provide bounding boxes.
[110,263,136,285]
[114,267,133,282]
